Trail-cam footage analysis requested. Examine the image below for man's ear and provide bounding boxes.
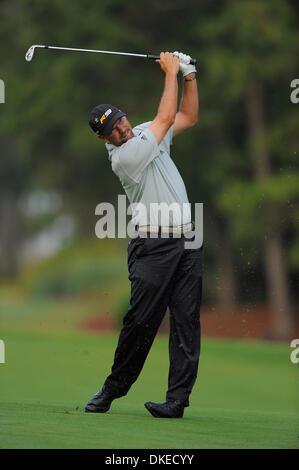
[97,134,107,142]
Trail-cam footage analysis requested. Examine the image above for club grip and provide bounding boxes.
[147,54,196,66]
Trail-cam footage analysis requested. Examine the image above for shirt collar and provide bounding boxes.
[105,142,115,161]
[105,129,138,161]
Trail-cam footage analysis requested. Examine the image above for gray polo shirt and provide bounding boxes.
[105,121,191,227]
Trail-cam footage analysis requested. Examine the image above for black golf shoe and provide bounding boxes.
[144,400,185,418]
[85,386,116,413]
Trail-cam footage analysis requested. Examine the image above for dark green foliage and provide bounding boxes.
[1,0,298,307]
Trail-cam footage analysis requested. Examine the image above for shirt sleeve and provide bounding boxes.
[161,125,174,154]
[112,127,159,186]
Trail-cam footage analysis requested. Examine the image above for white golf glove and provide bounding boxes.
[173,51,197,77]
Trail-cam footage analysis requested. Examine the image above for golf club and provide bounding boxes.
[25,44,196,65]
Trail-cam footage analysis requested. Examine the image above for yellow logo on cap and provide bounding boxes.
[100,114,106,124]
[100,108,112,125]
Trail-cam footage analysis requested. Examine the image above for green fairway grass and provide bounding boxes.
[0,330,298,449]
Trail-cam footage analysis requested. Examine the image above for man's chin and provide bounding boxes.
[121,132,133,144]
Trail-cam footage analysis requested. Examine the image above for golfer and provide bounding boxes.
[86,52,202,418]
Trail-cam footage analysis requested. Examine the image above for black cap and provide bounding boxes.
[89,104,126,136]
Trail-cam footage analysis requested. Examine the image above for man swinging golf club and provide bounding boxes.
[86,51,202,418]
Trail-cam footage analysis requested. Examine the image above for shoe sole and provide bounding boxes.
[85,405,110,413]
[144,402,183,418]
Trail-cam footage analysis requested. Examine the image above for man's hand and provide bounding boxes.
[156,52,179,76]
[173,51,197,77]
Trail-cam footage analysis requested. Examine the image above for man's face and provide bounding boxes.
[100,116,134,147]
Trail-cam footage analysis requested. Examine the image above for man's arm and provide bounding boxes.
[173,52,198,137]
[149,52,179,145]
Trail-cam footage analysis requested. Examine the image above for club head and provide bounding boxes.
[25,45,36,62]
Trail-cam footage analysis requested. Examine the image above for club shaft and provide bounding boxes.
[28,45,196,65]
[39,45,148,59]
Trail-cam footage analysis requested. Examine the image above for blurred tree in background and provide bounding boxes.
[0,0,298,339]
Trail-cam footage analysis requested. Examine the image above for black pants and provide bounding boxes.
[104,233,203,407]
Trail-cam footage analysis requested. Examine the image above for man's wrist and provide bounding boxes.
[165,71,178,78]
[184,72,196,81]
